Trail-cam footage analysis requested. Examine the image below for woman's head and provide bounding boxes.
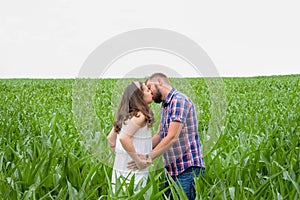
[132,81,153,105]
[114,81,155,133]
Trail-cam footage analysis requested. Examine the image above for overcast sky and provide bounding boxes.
[0,0,299,78]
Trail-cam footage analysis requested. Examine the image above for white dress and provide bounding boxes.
[112,120,152,192]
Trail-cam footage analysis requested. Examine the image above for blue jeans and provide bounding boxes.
[164,167,205,200]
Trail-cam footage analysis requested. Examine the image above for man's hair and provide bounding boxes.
[147,72,170,85]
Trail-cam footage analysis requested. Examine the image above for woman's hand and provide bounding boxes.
[136,159,148,170]
[127,153,152,170]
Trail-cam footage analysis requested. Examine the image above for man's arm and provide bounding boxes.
[148,121,183,160]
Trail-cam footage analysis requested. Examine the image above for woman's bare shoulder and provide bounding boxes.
[131,111,146,127]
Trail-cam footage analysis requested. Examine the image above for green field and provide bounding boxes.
[0,75,299,199]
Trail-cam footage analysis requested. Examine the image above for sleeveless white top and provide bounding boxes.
[112,120,152,192]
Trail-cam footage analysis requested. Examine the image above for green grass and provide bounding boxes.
[0,75,299,199]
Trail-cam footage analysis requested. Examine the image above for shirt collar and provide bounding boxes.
[163,88,176,107]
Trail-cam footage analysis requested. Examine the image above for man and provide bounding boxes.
[129,73,205,199]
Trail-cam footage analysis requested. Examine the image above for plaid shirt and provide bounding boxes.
[159,88,205,176]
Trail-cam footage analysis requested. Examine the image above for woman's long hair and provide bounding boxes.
[113,81,155,133]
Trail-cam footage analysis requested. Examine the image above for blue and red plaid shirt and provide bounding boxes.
[159,88,205,176]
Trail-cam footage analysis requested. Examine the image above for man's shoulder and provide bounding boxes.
[173,91,190,102]
[172,91,196,109]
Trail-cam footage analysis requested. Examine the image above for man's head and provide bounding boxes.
[145,73,171,104]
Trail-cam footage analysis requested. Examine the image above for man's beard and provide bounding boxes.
[153,86,163,103]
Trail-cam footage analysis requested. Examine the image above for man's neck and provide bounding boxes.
[162,85,173,101]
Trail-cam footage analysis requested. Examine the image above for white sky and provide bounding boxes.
[0,0,299,78]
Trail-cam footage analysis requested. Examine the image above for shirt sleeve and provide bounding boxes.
[170,96,190,123]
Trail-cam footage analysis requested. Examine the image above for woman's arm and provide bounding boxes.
[119,113,149,169]
[107,127,117,149]
[127,123,180,170]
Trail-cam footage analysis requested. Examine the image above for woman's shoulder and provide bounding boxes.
[130,111,146,127]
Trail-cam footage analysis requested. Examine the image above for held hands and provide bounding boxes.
[127,153,153,170]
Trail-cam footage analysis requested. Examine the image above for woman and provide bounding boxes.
[107,81,154,193]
